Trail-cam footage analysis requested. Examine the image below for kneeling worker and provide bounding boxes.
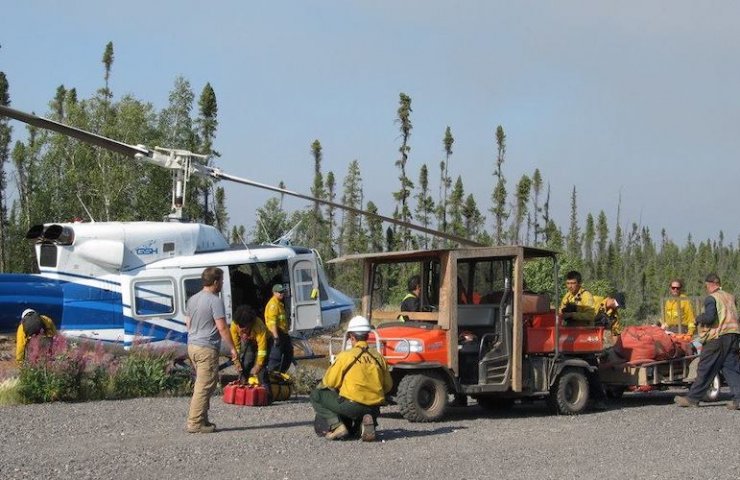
[16,308,57,363]
[310,316,392,441]
[230,305,272,389]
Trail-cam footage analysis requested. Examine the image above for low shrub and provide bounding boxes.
[17,337,191,403]
[0,377,21,406]
[18,336,86,403]
[111,348,191,399]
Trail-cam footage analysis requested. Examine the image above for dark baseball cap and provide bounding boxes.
[704,273,721,284]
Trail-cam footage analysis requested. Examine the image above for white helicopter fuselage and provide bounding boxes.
[1,221,354,351]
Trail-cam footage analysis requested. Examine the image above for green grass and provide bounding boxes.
[0,377,21,406]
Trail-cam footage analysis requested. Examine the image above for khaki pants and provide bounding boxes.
[187,344,219,429]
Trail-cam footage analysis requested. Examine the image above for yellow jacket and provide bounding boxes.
[264,295,288,334]
[663,295,696,336]
[229,318,272,366]
[322,341,393,406]
[16,315,57,363]
[593,296,623,335]
[559,287,596,325]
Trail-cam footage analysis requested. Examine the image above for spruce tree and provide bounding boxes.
[393,92,414,249]
[566,186,581,259]
[490,125,508,245]
[583,213,595,275]
[531,168,543,245]
[196,82,219,226]
[448,176,466,239]
[0,72,10,271]
[414,164,435,249]
[512,174,531,244]
[438,126,454,236]
[462,194,485,242]
[309,139,325,247]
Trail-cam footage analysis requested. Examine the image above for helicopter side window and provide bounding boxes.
[183,278,203,310]
[293,264,314,303]
[133,279,176,316]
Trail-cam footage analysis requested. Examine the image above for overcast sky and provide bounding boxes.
[2,1,738,245]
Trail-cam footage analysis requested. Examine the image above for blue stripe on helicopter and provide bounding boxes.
[320,302,353,312]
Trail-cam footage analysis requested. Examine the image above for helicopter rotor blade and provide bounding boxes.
[0,105,150,158]
[211,170,484,247]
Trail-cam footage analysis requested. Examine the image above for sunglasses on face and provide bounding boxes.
[670,286,681,290]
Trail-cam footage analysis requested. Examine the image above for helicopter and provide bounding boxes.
[0,105,479,355]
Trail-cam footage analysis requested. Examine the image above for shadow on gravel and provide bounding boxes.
[378,425,466,441]
[227,419,314,431]
[380,391,733,422]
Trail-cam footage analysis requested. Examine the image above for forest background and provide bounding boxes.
[0,44,737,325]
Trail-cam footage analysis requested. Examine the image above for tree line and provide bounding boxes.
[1,44,736,325]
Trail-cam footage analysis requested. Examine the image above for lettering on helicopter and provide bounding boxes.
[135,240,159,256]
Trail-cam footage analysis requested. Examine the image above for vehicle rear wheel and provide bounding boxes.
[703,375,721,402]
[397,372,448,422]
[547,368,590,415]
[475,396,515,411]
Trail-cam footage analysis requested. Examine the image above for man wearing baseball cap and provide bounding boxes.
[16,308,57,363]
[675,273,740,409]
[265,283,293,373]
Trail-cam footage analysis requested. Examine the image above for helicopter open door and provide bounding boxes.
[288,254,322,332]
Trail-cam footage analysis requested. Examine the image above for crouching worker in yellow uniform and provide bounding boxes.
[16,308,57,364]
[230,305,272,393]
[310,316,392,442]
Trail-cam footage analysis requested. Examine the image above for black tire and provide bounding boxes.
[396,372,448,422]
[703,375,721,402]
[547,368,590,415]
[605,386,626,399]
[475,396,515,411]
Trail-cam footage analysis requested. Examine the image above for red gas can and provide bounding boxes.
[223,382,239,404]
[223,382,268,406]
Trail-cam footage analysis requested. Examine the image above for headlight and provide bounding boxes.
[393,339,423,353]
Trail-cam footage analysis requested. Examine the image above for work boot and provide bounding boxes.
[325,423,349,440]
[674,395,699,408]
[726,401,740,410]
[187,423,217,434]
[360,414,376,442]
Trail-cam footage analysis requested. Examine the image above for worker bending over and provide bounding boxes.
[16,308,57,363]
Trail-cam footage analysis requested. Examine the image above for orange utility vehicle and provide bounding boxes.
[332,246,605,422]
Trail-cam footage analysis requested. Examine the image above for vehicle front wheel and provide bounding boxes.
[547,368,590,415]
[396,372,448,422]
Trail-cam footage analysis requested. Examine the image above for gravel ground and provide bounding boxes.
[1,390,738,480]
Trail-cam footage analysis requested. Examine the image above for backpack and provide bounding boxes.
[22,312,44,337]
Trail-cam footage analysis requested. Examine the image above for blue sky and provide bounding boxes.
[2,1,739,245]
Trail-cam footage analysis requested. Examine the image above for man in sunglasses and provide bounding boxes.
[661,279,696,336]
